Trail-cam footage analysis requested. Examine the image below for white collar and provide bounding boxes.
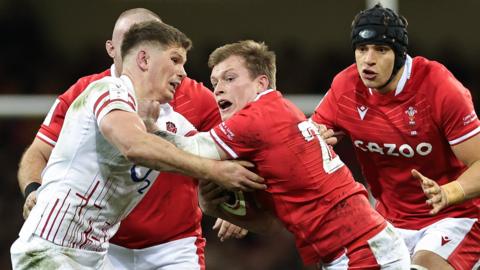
[394,55,412,96]
[110,64,119,78]
[368,55,412,96]
[254,89,275,101]
[120,75,134,92]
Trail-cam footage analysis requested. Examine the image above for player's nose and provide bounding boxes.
[213,83,225,96]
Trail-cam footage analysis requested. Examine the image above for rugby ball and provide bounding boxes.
[220,191,258,217]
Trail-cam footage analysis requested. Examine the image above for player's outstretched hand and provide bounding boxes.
[210,160,266,192]
[23,192,37,220]
[311,122,338,145]
[213,218,248,242]
[412,169,447,215]
[198,180,229,217]
[138,99,160,133]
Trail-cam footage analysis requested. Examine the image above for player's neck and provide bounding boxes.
[373,65,405,94]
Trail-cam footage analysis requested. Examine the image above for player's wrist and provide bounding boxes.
[441,181,465,206]
[23,181,41,198]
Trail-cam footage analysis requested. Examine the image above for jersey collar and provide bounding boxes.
[368,55,412,96]
[254,89,275,101]
[119,75,134,93]
[110,64,118,78]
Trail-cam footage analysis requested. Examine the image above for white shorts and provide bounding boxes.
[108,236,202,270]
[322,223,411,270]
[395,217,480,269]
[11,235,112,270]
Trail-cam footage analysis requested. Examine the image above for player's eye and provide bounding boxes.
[377,46,389,53]
[357,46,367,53]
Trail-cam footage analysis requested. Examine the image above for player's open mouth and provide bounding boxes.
[362,69,377,80]
[169,81,180,93]
[218,99,232,110]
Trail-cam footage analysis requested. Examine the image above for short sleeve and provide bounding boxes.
[91,81,137,126]
[210,109,262,159]
[36,98,65,146]
[311,89,338,130]
[435,75,480,145]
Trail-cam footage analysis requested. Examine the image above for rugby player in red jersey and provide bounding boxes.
[153,40,411,269]
[312,4,480,270]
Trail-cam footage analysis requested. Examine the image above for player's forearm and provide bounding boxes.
[18,144,49,194]
[125,133,218,181]
[454,159,480,200]
[154,130,221,160]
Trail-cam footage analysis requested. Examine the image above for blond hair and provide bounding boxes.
[208,40,276,89]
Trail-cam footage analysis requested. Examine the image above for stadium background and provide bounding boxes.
[0,0,479,269]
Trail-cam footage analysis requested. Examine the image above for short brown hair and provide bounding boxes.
[208,40,276,89]
[121,21,192,59]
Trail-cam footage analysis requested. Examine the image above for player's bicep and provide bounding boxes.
[30,137,54,162]
[451,133,480,167]
[99,110,146,155]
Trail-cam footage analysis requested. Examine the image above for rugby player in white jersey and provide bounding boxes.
[11,21,265,270]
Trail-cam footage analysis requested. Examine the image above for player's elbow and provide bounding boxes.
[123,141,148,164]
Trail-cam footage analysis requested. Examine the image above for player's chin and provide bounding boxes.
[158,92,174,104]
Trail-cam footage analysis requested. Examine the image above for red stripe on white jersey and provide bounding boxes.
[40,198,60,238]
[53,202,70,243]
[36,132,56,146]
[93,92,109,115]
[95,99,136,119]
[46,189,71,241]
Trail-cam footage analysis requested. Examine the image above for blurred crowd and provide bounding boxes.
[0,1,479,270]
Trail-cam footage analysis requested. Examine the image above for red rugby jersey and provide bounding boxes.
[312,56,480,229]
[210,90,383,264]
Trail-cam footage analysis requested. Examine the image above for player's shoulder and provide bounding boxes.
[72,69,112,91]
[330,64,360,98]
[59,69,112,102]
[412,56,450,78]
[412,56,468,96]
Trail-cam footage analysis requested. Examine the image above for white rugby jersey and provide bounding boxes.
[19,75,195,252]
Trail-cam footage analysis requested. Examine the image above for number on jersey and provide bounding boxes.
[298,121,344,174]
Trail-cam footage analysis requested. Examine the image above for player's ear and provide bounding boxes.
[136,50,149,71]
[106,40,115,59]
[256,75,270,92]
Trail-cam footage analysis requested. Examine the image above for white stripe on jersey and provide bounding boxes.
[43,99,61,126]
[449,126,480,145]
[37,132,57,146]
[209,129,238,158]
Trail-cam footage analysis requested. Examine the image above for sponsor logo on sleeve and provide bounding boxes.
[463,111,478,126]
[219,122,235,140]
